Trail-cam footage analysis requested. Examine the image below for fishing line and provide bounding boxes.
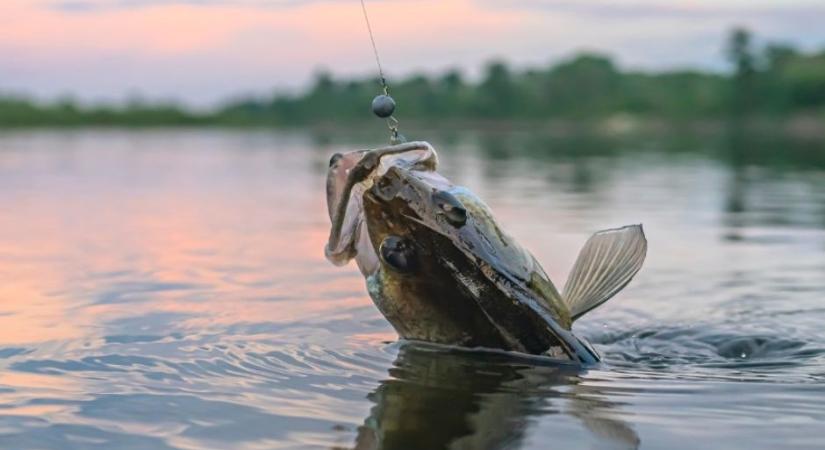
[358,0,403,143]
[359,0,387,93]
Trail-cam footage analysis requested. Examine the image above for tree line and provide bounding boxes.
[1,28,823,127]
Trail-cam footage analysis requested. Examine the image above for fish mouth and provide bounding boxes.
[325,143,436,254]
[325,142,436,266]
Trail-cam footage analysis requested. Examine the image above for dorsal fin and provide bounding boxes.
[562,225,647,321]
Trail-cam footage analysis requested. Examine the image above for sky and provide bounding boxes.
[1,0,824,107]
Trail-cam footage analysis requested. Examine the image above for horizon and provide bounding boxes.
[3,0,825,107]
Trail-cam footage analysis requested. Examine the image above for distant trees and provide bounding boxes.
[0,28,822,127]
[727,28,757,114]
[726,27,825,116]
[0,97,207,127]
[475,61,520,117]
[546,55,617,115]
[217,27,823,125]
[781,51,825,108]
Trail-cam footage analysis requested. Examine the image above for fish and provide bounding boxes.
[324,141,646,364]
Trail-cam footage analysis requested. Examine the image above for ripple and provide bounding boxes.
[0,348,31,359]
[95,281,208,305]
[591,324,825,381]
[0,417,178,450]
[104,335,175,344]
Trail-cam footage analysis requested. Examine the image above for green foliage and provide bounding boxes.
[0,96,210,127]
[783,52,825,107]
[0,28,822,127]
[542,54,622,117]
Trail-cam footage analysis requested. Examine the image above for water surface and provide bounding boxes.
[0,128,824,449]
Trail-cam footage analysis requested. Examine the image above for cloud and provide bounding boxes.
[49,0,332,13]
[48,0,412,13]
[476,0,825,22]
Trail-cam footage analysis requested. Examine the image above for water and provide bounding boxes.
[0,128,824,449]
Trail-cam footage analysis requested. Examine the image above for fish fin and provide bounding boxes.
[562,225,647,321]
[528,272,572,329]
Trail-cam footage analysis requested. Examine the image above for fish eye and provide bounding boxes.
[329,153,343,168]
[432,191,467,227]
[379,236,417,273]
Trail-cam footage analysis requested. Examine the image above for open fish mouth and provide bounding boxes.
[324,142,438,269]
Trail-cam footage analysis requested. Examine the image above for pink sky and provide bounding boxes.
[1,0,824,106]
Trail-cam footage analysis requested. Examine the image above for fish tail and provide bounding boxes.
[562,225,647,321]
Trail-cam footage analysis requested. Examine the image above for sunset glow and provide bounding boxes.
[1,0,823,105]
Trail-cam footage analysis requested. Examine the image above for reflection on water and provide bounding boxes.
[0,128,824,449]
[351,344,638,450]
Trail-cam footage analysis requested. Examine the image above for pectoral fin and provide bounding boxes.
[563,225,647,321]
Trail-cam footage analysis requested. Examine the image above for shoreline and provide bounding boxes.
[0,115,821,140]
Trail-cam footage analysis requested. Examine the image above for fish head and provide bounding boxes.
[324,143,438,275]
